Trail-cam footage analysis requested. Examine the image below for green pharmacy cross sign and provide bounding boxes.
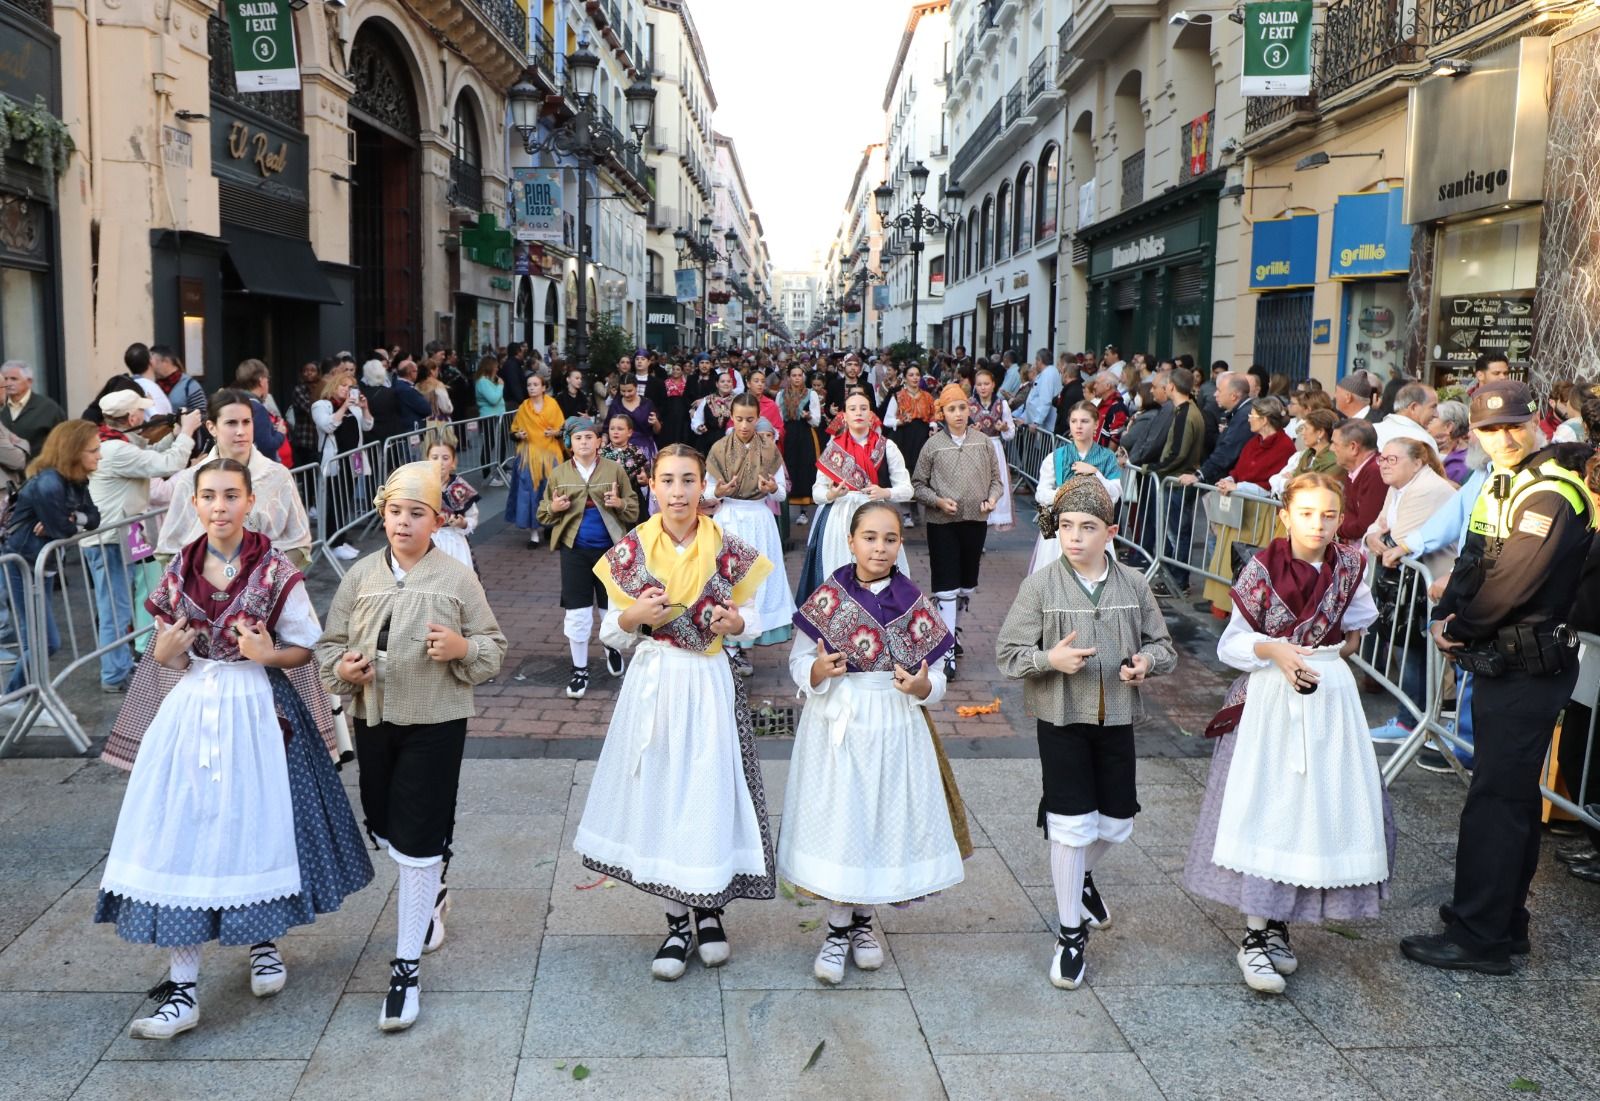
[225,0,302,92]
[1242,0,1313,97]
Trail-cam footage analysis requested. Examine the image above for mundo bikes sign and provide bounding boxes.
[1242,1,1313,97]
[223,0,301,92]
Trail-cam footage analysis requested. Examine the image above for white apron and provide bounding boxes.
[1211,647,1388,888]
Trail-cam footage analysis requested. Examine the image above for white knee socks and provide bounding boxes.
[1049,842,1089,928]
[169,944,202,985]
[1085,814,1134,872]
[935,590,959,635]
[663,899,690,919]
[396,860,444,961]
[564,608,594,668]
[826,903,854,930]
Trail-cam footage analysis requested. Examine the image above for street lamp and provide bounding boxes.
[674,217,735,351]
[509,36,655,372]
[875,161,958,354]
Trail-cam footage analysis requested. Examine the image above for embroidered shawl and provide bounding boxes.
[148,531,302,661]
[512,396,566,481]
[441,473,480,517]
[708,432,783,499]
[816,431,886,491]
[794,566,954,673]
[596,517,772,654]
[972,396,1008,438]
[1204,539,1366,737]
[896,387,935,424]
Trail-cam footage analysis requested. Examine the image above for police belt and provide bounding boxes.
[1452,623,1578,678]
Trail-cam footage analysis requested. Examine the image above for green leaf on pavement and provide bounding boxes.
[802,1040,825,1072]
[798,917,821,932]
[1509,1078,1541,1093]
[554,1061,566,1070]
[572,1064,590,1081]
[778,880,796,900]
[1323,922,1363,940]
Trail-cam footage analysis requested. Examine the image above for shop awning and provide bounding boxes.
[223,226,342,305]
[1248,214,1319,292]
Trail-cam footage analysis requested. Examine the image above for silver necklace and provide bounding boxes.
[206,541,243,579]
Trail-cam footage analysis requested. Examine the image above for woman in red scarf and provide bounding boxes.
[1203,397,1296,614]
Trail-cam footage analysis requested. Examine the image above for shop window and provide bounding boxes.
[1254,290,1314,384]
[0,267,49,389]
[1430,206,1540,381]
[1340,281,1406,383]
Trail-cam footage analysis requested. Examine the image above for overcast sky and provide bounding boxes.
[688,0,911,271]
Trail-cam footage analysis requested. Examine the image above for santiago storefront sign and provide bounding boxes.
[223,0,300,92]
[1242,1,1313,97]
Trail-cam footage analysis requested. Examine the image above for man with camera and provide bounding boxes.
[1402,379,1595,974]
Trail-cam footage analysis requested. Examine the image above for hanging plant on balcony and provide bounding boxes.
[0,94,76,179]
[709,290,732,305]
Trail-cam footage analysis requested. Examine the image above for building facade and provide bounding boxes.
[940,0,1068,361]
[712,133,773,350]
[877,1,952,352]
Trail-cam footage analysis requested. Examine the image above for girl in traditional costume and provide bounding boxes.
[971,367,1017,531]
[779,366,823,528]
[706,394,796,676]
[95,458,373,1040]
[883,365,935,528]
[782,501,971,985]
[796,392,913,600]
[506,373,567,547]
[602,410,653,510]
[1183,472,1393,995]
[572,444,778,981]
[427,434,480,573]
[1029,402,1123,574]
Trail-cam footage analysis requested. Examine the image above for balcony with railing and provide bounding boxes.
[529,19,556,85]
[1244,94,1318,137]
[1028,49,1051,101]
[948,98,1003,187]
[1120,150,1144,211]
[472,0,527,51]
[1004,81,1023,127]
[3,0,49,24]
[1433,0,1529,40]
[1065,0,1162,59]
[449,157,484,212]
[1177,110,1214,185]
[1319,0,1429,99]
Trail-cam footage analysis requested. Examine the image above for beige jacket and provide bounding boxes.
[536,456,639,549]
[315,547,507,725]
[85,431,195,546]
[1367,464,1460,580]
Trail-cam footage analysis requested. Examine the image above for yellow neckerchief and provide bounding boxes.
[627,513,720,609]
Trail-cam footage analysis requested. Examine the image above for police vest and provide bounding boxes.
[1468,459,1597,549]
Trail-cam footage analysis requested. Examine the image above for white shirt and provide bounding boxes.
[1218,570,1378,672]
[134,376,173,416]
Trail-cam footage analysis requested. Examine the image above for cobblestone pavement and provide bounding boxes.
[6,488,1600,1099]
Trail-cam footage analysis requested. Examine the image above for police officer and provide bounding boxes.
[1402,379,1596,974]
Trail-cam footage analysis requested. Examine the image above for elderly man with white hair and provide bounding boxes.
[1374,381,1441,456]
[0,360,66,455]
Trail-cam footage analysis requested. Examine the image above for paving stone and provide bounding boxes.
[894,932,1128,1055]
[712,894,906,992]
[1024,882,1243,987]
[69,1059,305,1101]
[875,848,1046,935]
[443,814,564,889]
[0,877,76,951]
[523,936,723,1058]
[1343,1044,1593,1101]
[1473,979,1600,1091]
[0,991,143,1101]
[347,889,546,993]
[1133,1040,1380,1100]
[543,846,695,936]
[453,759,576,816]
[935,1053,1165,1101]
[294,991,526,1101]
[0,889,166,993]
[511,1056,730,1100]
[946,758,1041,818]
[102,935,364,1062]
[722,988,944,1100]
[280,855,395,942]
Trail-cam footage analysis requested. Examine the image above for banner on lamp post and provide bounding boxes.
[1242,1,1313,97]
[674,268,700,304]
[223,0,301,92]
[509,169,564,244]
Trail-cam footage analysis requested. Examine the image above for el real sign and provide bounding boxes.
[223,0,301,92]
[1242,1,1313,97]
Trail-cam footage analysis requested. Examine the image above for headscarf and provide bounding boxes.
[562,415,598,448]
[1037,475,1114,537]
[935,383,968,420]
[755,417,777,437]
[373,460,442,513]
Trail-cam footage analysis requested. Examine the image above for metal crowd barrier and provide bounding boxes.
[0,550,64,756]
[1546,635,1600,831]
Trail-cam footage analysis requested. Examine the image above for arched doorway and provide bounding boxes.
[515,275,534,351]
[348,22,421,356]
[544,283,560,356]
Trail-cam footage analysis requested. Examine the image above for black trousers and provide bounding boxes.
[355,717,468,862]
[559,543,611,610]
[927,519,988,594]
[1447,662,1578,957]
[1036,720,1140,827]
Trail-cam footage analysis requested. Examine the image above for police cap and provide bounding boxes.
[1470,379,1537,428]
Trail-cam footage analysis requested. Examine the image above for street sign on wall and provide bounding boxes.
[1242,1,1313,96]
[223,0,301,92]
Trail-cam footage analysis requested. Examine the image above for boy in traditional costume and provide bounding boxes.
[538,415,640,698]
[997,476,1176,990]
[782,501,971,985]
[911,385,1001,679]
[1183,471,1392,994]
[96,458,373,1040]
[572,444,778,981]
[705,393,796,676]
[316,461,508,1030]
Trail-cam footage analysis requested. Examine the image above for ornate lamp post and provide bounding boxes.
[874,162,962,353]
[509,40,655,371]
[673,217,737,351]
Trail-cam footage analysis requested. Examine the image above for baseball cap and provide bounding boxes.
[99,390,155,418]
[1469,379,1537,428]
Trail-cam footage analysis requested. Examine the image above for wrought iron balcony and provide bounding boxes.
[529,20,556,82]
[1005,81,1022,126]
[1058,16,1076,75]
[1028,49,1051,102]
[208,14,302,128]
[473,0,527,52]
[449,157,484,212]
[1433,0,1527,39]
[1320,0,1428,98]
[1244,94,1318,136]
[1120,150,1144,211]
[1178,110,1214,185]
[948,98,1003,187]
[3,0,49,25]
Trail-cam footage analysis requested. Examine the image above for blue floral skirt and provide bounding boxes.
[94,669,374,947]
